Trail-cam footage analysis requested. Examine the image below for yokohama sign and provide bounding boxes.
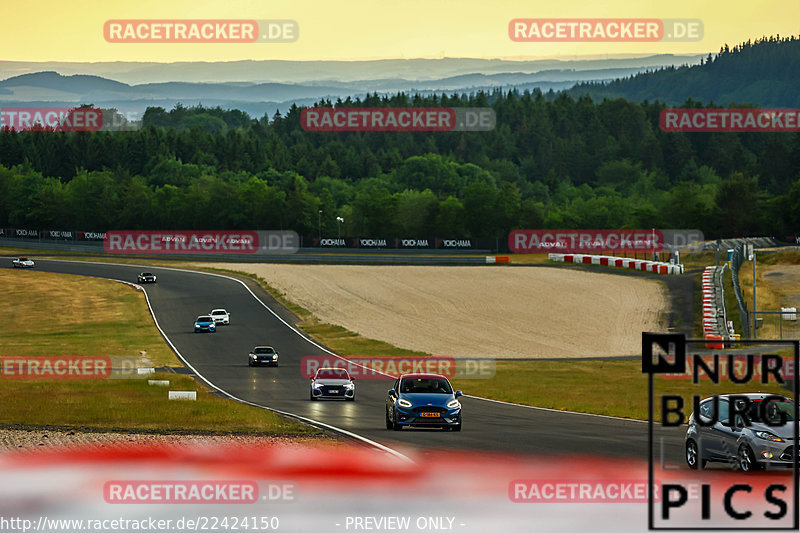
[509,230,662,253]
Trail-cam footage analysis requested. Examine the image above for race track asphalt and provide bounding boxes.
[4,258,688,464]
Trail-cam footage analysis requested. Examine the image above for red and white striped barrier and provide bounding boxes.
[701,265,738,348]
[547,254,683,275]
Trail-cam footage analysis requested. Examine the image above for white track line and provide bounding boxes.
[39,260,411,463]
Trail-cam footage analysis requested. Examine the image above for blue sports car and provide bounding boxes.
[194,315,216,333]
[386,373,462,431]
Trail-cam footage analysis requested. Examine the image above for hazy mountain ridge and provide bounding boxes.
[0,55,703,84]
[0,55,702,118]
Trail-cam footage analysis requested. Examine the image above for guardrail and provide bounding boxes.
[729,242,750,334]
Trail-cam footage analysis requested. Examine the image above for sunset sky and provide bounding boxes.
[4,0,797,62]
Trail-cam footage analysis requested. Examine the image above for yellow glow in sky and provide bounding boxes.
[3,0,798,62]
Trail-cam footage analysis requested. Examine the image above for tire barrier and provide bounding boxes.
[547,253,684,275]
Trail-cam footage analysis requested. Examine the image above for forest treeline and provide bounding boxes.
[1,37,799,239]
[568,35,800,107]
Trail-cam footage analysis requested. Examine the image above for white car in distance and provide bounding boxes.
[12,257,34,268]
[210,308,230,325]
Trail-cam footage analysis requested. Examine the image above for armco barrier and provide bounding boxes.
[547,254,683,275]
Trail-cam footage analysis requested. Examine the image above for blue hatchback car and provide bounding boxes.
[194,315,216,333]
[386,373,462,431]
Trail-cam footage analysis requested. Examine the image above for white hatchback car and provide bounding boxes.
[209,308,230,325]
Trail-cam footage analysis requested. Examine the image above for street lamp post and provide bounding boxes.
[336,216,344,238]
[318,210,322,239]
[752,245,757,338]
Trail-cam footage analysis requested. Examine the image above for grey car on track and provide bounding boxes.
[686,393,797,471]
[310,367,355,401]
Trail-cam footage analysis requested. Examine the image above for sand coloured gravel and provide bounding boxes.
[208,264,667,358]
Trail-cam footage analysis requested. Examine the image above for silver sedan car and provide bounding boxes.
[686,393,797,471]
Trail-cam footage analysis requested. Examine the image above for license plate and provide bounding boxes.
[420,412,439,418]
[328,390,339,394]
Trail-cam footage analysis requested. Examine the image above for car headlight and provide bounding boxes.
[754,431,784,442]
[447,399,461,409]
[397,399,412,408]
[312,382,323,389]
[344,383,354,390]
[272,355,278,360]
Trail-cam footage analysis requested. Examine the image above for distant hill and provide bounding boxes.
[567,35,800,107]
[0,55,702,84]
[0,55,702,119]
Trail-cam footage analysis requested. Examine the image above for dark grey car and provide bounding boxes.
[685,393,797,471]
[137,272,156,283]
[248,346,278,367]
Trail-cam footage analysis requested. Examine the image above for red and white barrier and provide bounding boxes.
[701,265,735,348]
[547,254,683,275]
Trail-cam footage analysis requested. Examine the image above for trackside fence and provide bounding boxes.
[729,242,750,334]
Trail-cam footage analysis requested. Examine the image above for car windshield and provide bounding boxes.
[212,310,225,315]
[742,398,797,424]
[400,378,452,394]
[197,316,212,321]
[316,368,349,380]
[254,348,274,354]
[141,272,152,276]
[19,258,28,261]
[704,398,797,424]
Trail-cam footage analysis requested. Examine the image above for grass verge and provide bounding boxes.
[0,269,321,436]
[737,255,789,339]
